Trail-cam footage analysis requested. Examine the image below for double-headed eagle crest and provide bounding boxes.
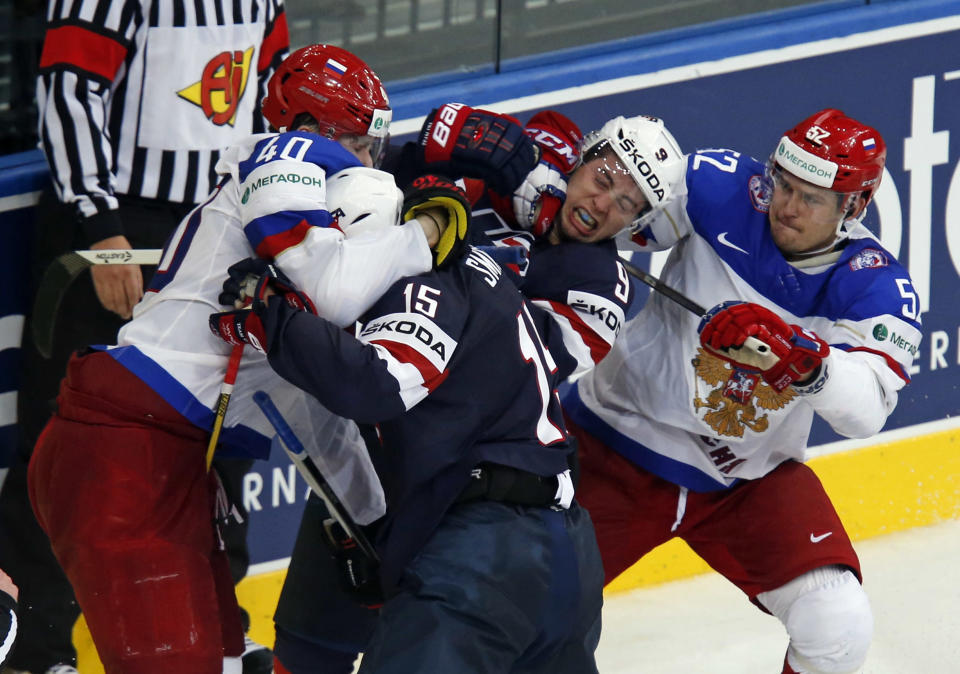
[692,347,794,437]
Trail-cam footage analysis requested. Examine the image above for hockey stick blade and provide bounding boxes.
[619,255,775,366]
[253,391,381,563]
[30,249,163,359]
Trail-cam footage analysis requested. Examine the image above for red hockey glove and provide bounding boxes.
[219,257,317,314]
[209,308,268,352]
[418,103,539,196]
[513,110,583,236]
[698,301,829,392]
[402,174,472,269]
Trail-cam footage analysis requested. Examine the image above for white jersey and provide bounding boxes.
[109,131,432,522]
[566,150,922,491]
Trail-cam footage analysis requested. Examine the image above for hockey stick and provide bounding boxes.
[30,249,163,359]
[205,344,245,471]
[618,255,775,365]
[253,390,380,563]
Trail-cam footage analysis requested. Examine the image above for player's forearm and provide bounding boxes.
[263,303,406,423]
[798,348,898,438]
[301,226,431,328]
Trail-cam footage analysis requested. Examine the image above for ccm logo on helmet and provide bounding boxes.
[617,136,667,203]
[528,129,578,167]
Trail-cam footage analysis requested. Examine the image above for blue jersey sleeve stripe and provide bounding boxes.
[101,345,271,458]
[244,209,336,257]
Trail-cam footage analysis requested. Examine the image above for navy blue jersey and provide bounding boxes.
[261,246,571,589]
[468,189,634,378]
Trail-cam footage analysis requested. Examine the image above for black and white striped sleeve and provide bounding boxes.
[252,0,289,133]
[36,0,140,244]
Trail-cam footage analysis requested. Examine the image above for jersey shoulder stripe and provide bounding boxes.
[245,209,336,258]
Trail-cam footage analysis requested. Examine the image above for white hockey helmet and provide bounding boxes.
[580,115,685,233]
[324,166,403,235]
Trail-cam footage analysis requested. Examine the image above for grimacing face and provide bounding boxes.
[768,167,863,256]
[554,153,649,243]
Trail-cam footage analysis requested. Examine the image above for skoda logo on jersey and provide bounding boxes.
[360,319,449,360]
[177,47,255,126]
[873,324,889,341]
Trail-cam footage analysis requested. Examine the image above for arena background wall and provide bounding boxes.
[1,0,959,667]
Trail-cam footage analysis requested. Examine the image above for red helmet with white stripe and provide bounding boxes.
[262,44,391,159]
[774,108,886,217]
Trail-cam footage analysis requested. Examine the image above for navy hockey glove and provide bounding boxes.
[322,519,384,609]
[698,301,829,392]
[402,174,471,269]
[514,110,583,236]
[219,257,317,314]
[419,103,539,196]
[209,307,268,352]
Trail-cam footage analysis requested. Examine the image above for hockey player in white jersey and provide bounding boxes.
[25,44,479,674]
[564,109,922,674]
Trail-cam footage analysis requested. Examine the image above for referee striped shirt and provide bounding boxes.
[37,0,289,243]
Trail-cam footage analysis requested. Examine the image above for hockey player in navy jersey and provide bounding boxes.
[564,109,922,674]
[258,111,684,674]
[210,181,608,672]
[25,44,484,674]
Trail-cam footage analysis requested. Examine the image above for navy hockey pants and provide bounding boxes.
[359,500,603,674]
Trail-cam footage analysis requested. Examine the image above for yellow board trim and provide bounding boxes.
[607,427,960,592]
[74,428,960,670]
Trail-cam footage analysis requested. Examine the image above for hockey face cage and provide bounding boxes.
[579,115,685,235]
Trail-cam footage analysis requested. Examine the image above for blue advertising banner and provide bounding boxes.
[239,14,960,567]
[3,7,960,568]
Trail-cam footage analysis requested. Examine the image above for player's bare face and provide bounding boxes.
[338,134,376,168]
[769,168,849,255]
[558,155,647,243]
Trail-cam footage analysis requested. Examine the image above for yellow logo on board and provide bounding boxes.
[178,47,254,126]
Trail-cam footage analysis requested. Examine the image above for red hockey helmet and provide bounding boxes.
[773,108,886,216]
[261,43,391,146]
